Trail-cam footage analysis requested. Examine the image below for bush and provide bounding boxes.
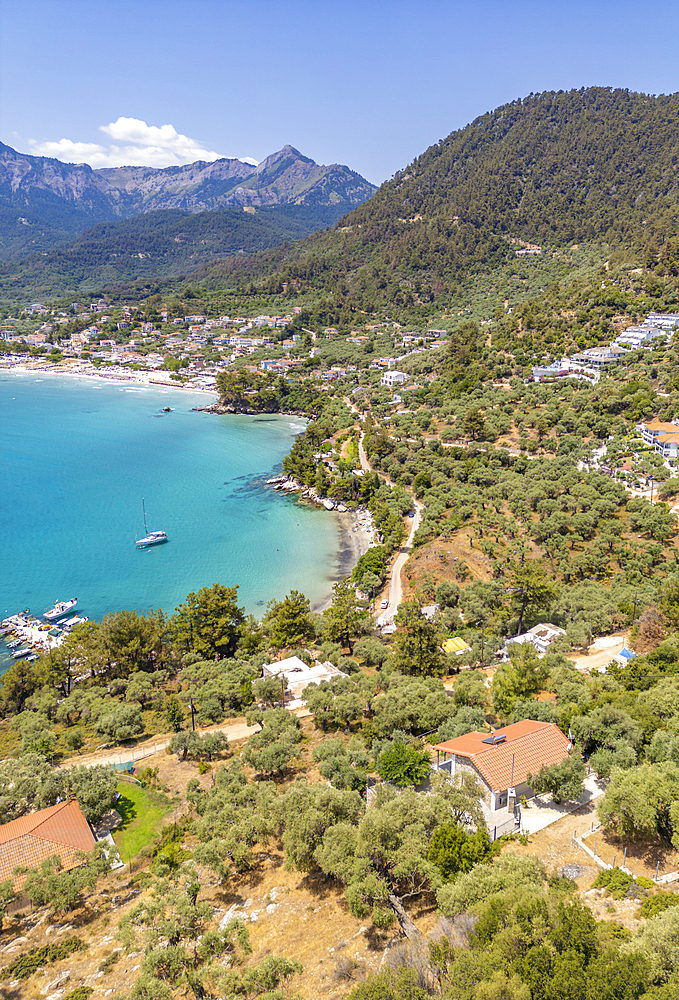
[99,951,121,973]
[6,938,84,979]
[376,742,431,786]
[528,752,586,803]
[639,892,679,919]
[637,876,656,889]
[592,867,634,899]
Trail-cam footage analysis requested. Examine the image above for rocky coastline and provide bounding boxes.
[266,474,352,512]
[194,402,309,418]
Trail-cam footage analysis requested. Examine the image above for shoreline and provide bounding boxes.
[2,365,374,619]
[0,359,219,397]
[314,506,375,612]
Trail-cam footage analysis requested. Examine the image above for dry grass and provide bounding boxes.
[584,829,679,882]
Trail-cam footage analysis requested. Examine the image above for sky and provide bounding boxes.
[2,0,679,185]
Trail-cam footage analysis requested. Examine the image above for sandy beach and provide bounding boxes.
[0,358,219,396]
[313,507,376,611]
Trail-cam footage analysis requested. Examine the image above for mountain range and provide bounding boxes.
[0,143,377,260]
[5,88,679,310]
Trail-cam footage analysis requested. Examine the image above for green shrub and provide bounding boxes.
[5,937,84,979]
[99,951,121,973]
[64,989,94,1000]
[636,876,656,889]
[639,891,679,919]
[592,867,634,899]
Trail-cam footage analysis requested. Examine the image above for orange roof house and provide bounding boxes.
[0,799,96,892]
[432,719,572,812]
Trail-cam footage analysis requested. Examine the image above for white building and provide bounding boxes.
[613,326,667,350]
[570,345,627,367]
[645,312,679,330]
[636,419,679,463]
[503,623,566,658]
[380,370,409,388]
[261,655,347,704]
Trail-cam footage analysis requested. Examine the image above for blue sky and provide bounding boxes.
[2,0,679,184]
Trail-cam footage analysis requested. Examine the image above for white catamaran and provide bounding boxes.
[135,499,168,548]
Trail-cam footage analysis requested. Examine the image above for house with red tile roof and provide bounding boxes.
[432,719,572,813]
[0,799,96,892]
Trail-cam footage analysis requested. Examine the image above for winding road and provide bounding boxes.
[345,397,422,624]
[61,409,418,771]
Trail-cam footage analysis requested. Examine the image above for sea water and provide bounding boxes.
[0,372,341,672]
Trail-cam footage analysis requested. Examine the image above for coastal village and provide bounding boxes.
[3,277,679,999]
[6,78,679,999]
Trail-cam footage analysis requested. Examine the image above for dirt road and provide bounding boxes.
[358,432,370,473]
[380,502,422,621]
[568,633,627,673]
[60,717,262,770]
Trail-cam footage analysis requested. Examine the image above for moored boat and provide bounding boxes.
[135,499,168,548]
[44,598,77,620]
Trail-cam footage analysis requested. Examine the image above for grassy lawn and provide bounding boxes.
[113,782,174,861]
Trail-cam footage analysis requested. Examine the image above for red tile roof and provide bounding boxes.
[432,719,571,792]
[0,799,96,891]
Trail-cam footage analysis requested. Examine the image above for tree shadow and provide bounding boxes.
[298,871,338,900]
[213,870,267,906]
[115,794,138,831]
[365,925,392,951]
[601,828,679,877]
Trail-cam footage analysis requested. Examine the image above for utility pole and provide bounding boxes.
[280,675,286,707]
[481,628,485,670]
[188,701,196,731]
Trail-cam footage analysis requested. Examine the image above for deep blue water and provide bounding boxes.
[0,372,341,671]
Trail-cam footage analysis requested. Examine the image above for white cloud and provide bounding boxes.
[30,138,112,167]
[29,117,257,169]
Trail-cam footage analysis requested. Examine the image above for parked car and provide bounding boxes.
[408,511,415,518]
[380,599,389,609]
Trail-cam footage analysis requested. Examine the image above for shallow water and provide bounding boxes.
[0,373,341,671]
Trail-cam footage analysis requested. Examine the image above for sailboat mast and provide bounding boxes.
[142,498,148,537]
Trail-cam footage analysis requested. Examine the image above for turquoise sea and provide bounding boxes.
[0,372,342,672]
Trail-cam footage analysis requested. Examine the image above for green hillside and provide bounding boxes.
[188,88,679,316]
[0,204,348,304]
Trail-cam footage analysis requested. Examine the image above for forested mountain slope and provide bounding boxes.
[0,143,376,260]
[194,88,679,312]
[0,204,349,302]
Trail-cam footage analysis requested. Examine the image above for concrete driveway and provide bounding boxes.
[519,773,607,835]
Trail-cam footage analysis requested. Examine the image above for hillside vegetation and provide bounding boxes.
[0,204,349,302]
[0,142,376,260]
[6,88,679,999]
[186,88,679,318]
